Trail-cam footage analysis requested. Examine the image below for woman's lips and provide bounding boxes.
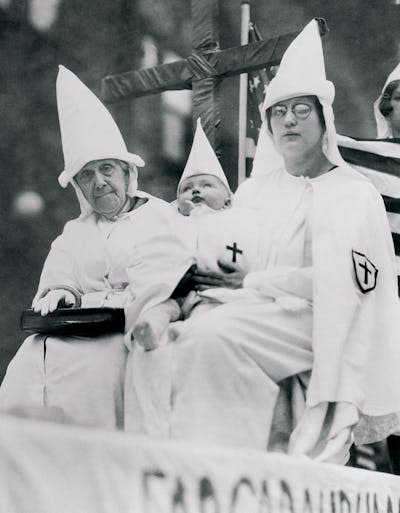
[94,190,113,198]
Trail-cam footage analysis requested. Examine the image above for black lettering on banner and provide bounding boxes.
[199,477,220,513]
[230,477,256,513]
[280,480,295,513]
[355,494,361,513]
[260,480,270,513]
[142,469,166,513]
[319,491,324,513]
[303,489,313,513]
[339,491,351,513]
[172,479,187,513]
[374,494,380,513]
[331,492,337,513]
[387,496,394,513]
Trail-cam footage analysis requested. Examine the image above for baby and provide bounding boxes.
[129,119,259,350]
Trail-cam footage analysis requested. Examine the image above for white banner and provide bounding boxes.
[0,414,399,513]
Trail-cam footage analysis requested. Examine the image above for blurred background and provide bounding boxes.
[1,0,400,380]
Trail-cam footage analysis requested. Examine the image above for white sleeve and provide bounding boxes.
[243,266,313,301]
[34,233,81,301]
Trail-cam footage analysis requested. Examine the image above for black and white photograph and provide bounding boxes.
[1,1,400,511]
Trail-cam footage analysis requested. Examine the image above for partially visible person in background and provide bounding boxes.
[0,65,183,430]
[374,63,400,138]
[373,62,400,474]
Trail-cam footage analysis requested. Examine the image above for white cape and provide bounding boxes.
[236,165,400,443]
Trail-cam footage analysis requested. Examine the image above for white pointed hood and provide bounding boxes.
[56,65,144,192]
[252,19,345,178]
[374,63,400,138]
[178,118,231,194]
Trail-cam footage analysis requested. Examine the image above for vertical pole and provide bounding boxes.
[238,0,250,185]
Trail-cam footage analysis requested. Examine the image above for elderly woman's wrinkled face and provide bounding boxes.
[269,96,325,158]
[75,159,129,218]
[388,83,400,136]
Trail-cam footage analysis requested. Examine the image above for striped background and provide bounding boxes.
[338,136,400,291]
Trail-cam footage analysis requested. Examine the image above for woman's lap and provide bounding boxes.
[0,333,127,429]
[1,298,313,442]
[167,299,314,448]
[173,299,313,382]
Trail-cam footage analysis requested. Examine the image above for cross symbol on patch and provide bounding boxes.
[352,250,378,293]
[226,242,243,263]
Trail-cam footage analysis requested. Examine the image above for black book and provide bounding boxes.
[20,308,125,337]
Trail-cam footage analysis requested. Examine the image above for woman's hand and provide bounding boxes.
[32,289,76,316]
[192,259,246,291]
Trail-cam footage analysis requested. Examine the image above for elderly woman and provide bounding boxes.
[0,66,183,429]
[374,63,400,138]
[133,20,400,463]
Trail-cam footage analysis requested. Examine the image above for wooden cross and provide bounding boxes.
[101,1,326,155]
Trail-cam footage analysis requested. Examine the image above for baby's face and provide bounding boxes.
[178,174,231,216]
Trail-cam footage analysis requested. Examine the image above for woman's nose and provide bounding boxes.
[93,171,106,187]
[283,108,297,126]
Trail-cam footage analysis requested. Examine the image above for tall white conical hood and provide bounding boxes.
[252,19,345,177]
[374,63,400,138]
[263,19,334,110]
[178,118,231,193]
[56,65,144,189]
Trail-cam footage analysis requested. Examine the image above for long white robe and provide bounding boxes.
[0,193,180,429]
[124,205,265,434]
[167,170,316,450]
[127,165,400,454]
[236,165,400,446]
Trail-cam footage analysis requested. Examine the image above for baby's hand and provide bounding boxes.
[180,200,214,216]
[188,203,214,216]
[181,199,196,214]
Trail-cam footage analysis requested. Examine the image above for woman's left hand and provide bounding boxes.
[192,259,246,291]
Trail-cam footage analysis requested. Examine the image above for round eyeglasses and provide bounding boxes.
[270,103,312,120]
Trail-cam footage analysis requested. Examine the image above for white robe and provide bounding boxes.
[175,205,262,303]
[166,170,316,451]
[0,193,180,429]
[124,205,264,433]
[236,165,400,446]
[127,165,400,455]
[124,205,261,333]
